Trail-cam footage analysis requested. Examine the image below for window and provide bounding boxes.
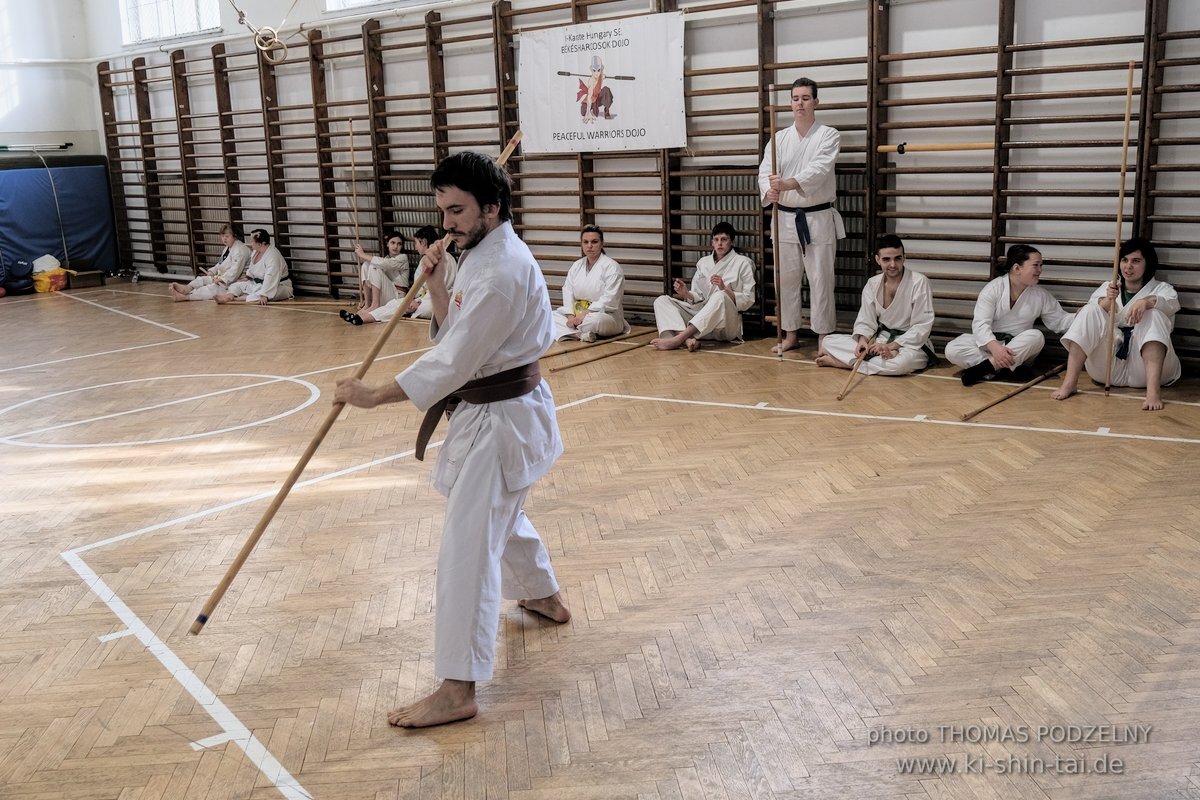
[326,0,394,10]
[120,0,220,45]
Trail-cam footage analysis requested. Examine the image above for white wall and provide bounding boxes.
[0,0,101,152]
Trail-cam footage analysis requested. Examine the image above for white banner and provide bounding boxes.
[517,12,686,154]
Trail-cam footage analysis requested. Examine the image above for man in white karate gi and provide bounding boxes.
[759,77,845,354]
[817,233,934,376]
[651,221,756,352]
[334,151,570,728]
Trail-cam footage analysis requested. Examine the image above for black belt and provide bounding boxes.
[414,362,542,461]
[777,202,834,252]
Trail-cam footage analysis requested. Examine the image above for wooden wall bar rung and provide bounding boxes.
[881,71,995,85]
[880,45,996,62]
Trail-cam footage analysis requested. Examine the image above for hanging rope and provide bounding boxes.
[32,150,70,271]
[223,0,302,64]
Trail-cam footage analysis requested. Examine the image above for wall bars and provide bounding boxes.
[98,0,1198,357]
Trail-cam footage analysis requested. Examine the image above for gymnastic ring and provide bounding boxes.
[254,27,288,64]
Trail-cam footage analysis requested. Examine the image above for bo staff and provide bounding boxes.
[769,101,783,360]
[959,364,1067,422]
[877,142,994,154]
[348,118,363,312]
[349,118,360,244]
[556,70,635,80]
[189,130,524,635]
[547,329,656,374]
[835,336,876,401]
[1103,62,1136,396]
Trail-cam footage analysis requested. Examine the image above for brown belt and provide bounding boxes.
[414,361,542,461]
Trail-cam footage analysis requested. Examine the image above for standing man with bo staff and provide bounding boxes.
[334,152,570,728]
[759,77,845,354]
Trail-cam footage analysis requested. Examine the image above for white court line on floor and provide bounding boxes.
[602,392,1200,446]
[1,374,317,444]
[1,339,434,448]
[52,383,1198,797]
[59,551,312,800]
[713,346,1200,408]
[0,292,200,375]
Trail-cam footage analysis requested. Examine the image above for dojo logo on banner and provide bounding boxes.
[517,12,685,154]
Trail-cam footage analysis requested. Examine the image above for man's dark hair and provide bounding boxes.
[711,221,737,240]
[414,225,439,245]
[1119,237,1159,285]
[250,228,271,246]
[791,77,818,100]
[430,151,512,222]
[874,233,904,255]
[1001,243,1040,277]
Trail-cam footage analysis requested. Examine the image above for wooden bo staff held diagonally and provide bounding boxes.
[189,130,524,635]
[1103,62,1137,396]
[959,364,1067,422]
[769,100,783,360]
[836,335,877,401]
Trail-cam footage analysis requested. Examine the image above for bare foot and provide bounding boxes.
[518,592,572,623]
[685,337,700,352]
[387,680,478,728]
[770,333,799,355]
[815,353,849,369]
[169,284,189,302]
[1143,392,1164,411]
[1050,381,1077,401]
[651,333,686,351]
[214,293,233,304]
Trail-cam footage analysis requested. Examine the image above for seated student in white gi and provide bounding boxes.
[651,221,756,352]
[213,228,293,304]
[1051,237,1181,411]
[553,224,630,342]
[816,233,934,376]
[347,231,409,317]
[945,244,1075,385]
[344,226,458,325]
[170,223,250,302]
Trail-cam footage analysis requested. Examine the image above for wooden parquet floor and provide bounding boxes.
[3,284,1200,799]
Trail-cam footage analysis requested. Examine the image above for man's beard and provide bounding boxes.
[455,217,490,251]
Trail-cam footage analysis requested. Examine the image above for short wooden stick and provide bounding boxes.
[959,364,1067,422]
[835,337,875,401]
